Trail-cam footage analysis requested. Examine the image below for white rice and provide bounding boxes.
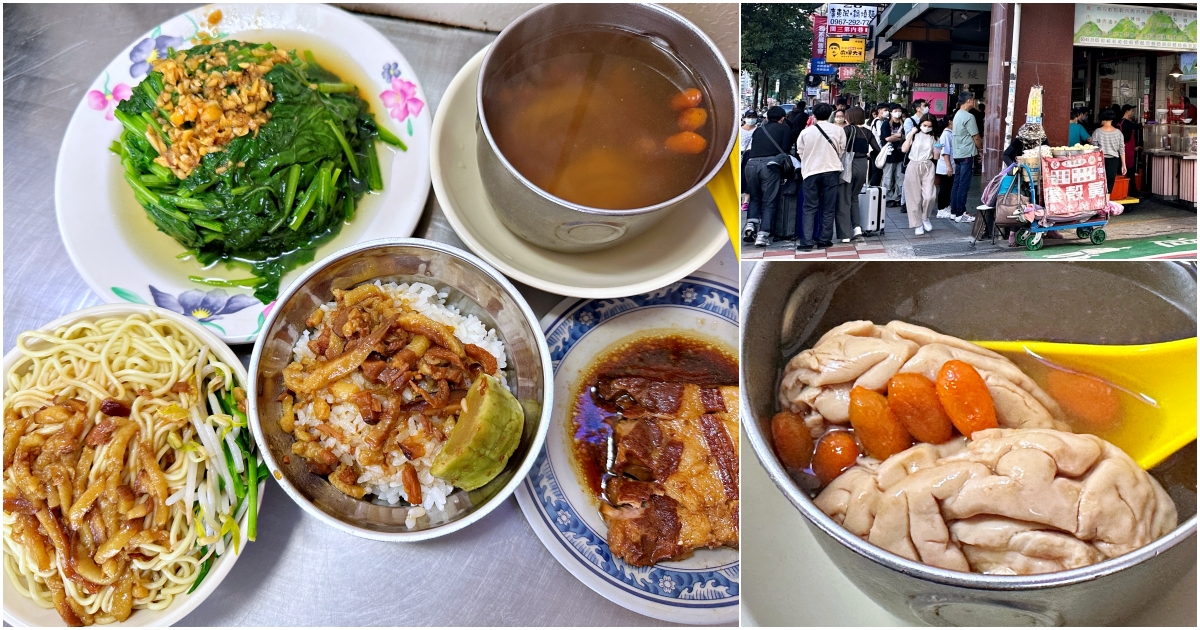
[291,281,508,528]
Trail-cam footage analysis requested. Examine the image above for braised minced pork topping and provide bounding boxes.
[145,44,291,178]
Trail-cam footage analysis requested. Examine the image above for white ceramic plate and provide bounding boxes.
[2,304,263,627]
[431,46,728,300]
[515,273,740,624]
[55,4,432,344]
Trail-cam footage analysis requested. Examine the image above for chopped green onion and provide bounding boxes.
[187,550,213,594]
[246,454,259,542]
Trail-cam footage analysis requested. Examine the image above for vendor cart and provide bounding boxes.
[1006,150,1116,252]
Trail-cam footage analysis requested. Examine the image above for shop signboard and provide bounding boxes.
[1042,152,1109,218]
[912,83,949,116]
[1073,4,1197,51]
[838,66,858,81]
[826,37,866,64]
[810,57,836,76]
[1182,53,1196,82]
[827,4,876,36]
[950,50,987,63]
[812,15,828,59]
[950,63,987,83]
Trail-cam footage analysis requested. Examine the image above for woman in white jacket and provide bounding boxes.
[901,113,941,236]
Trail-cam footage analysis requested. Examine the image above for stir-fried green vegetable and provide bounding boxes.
[113,40,403,302]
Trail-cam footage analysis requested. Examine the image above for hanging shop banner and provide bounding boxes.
[1073,4,1197,51]
[826,37,866,64]
[827,4,876,36]
[1042,151,1110,218]
[912,83,950,116]
[810,57,836,76]
[950,63,987,83]
[1182,53,1196,82]
[838,66,858,81]
[812,15,828,59]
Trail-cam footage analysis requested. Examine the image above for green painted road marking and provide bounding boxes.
[1024,232,1197,260]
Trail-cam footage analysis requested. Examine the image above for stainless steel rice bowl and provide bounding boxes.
[741,261,1197,626]
[248,238,552,541]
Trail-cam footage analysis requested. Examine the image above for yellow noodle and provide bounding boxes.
[3,312,246,625]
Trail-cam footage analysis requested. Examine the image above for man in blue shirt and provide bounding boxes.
[949,91,981,222]
[1068,107,1092,146]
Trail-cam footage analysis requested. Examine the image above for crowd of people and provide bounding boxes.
[740,91,985,248]
[740,90,1176,249]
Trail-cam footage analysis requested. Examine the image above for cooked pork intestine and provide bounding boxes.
[814,428,1177,575]
[780,320,1068,437]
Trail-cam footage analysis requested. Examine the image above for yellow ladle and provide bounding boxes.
[706,144,740,259]
[974,337,1197,470]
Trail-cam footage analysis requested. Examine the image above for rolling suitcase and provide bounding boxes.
[858,185,884,236]
[773,177,800,240]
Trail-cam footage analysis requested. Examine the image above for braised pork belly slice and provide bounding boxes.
[598,383,739,566]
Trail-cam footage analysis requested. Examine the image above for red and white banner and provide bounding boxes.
[828,25,870,35]
[838,66,858,80]
[1041,151,1109,217]
[812,15,827,59]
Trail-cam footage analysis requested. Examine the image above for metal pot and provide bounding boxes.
[742,261,1198,626]
[476,3,736,253]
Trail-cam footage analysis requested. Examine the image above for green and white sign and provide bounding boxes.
[1074,4,1196,51]
[1024,233,1197,260]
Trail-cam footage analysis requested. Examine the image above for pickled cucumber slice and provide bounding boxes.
[431,374,523,491]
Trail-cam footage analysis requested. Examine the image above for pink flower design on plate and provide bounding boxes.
[380,77,423,123]
[87,74,132,121]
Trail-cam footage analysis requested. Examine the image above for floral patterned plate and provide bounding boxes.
[514,273,740,624]
[54,4,431,344]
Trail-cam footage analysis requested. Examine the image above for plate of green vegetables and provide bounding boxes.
[55,4,431,343]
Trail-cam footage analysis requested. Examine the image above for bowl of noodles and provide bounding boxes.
[2,304,263,627]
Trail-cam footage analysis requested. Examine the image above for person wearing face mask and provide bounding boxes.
[880,106,907,207]
[833,109,848,127]
[740,110,759,214]
[901,114,941,235]
[904,99,929,136]
[867,104,890,187]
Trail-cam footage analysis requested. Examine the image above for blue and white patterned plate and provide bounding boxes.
[515,273,739,624]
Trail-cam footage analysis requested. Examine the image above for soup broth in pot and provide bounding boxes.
[483,27,715,210]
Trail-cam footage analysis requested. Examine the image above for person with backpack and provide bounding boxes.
[795,103,846,250]
[741,106,793,247]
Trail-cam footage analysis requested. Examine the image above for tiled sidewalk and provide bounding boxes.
[741,176,1197,260]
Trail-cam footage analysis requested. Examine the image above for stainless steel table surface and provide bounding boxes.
[3,4,736,625]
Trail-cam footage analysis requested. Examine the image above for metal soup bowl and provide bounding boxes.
[742,261,1198,626]
[476,3,736,253]
[248,238,553,541]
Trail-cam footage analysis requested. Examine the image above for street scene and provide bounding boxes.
[740,3,1197,260]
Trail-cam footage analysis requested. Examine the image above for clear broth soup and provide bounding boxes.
[484,27,714,210]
